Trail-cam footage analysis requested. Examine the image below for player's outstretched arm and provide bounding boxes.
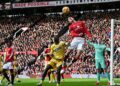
[106,48,111,52]
[56,23,71,38]
[86,40,94,46]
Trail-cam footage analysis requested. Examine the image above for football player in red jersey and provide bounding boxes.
[57,16,92,66]
[3,41,15,86]
[60,62,67,81]
[43,44,52,83]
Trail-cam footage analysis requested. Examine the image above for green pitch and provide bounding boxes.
[2,78,120,86]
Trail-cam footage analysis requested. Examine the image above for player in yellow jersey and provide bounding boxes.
[38,37,67,86]
[0,55,3,85]
[13,55,21,83]
[43,44,56,83]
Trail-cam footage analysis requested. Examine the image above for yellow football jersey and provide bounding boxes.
[50,41,66,60]
[0,55,3,71]
[13,56,18,69]
[0,55,3,64]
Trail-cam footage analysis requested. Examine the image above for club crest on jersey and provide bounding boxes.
[53,47,61,52]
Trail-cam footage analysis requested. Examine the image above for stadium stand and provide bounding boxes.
[0,10,119,78]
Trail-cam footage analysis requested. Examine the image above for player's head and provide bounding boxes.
[96,36,104,44]
[68,17,75,23]
[6,41,12,47]
[47,41,52,48]
[54,37,59,44]
[50,39,54,45]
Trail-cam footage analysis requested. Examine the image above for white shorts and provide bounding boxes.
[68,37,85,50]
[3,62,13,69]
[61,69,65,74]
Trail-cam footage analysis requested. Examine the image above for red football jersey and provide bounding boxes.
[44,48,51,61]
[69,21,92,38]
[5,47,14,62]
[62,66,67,70]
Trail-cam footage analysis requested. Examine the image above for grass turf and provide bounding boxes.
[2,78,120,86]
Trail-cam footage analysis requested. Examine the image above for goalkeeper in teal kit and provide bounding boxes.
[87,39,110,85]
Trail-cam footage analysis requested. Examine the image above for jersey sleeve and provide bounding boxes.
[44,49,47,54]
[14,55,17,61]
[50,45,54,54]
[56,23,70,38]
[106,48,111,51]
[61,41,67,47]
[86,40,94,46]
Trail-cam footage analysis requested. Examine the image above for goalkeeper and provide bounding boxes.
[86,37,110,85]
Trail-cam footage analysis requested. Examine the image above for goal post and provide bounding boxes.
[110,19,114,86]
[110,19,120,86]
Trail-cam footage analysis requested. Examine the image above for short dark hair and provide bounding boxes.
[6,40,12,47]
[54,37,59,44]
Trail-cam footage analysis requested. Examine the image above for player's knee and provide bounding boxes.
[45,65,52,72]
[2,69,7,74]
[57,70,60,75]
[57,66,62,74]
[10,69,14,75]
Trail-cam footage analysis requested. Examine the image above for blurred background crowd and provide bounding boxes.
[0,10,120,77]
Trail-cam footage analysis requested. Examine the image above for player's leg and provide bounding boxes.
[0,72,2,85]
[103,68,110,85]
[47,70,51,83]
[96,69,101,85]
[67,40,79,66]
[14,69,20,83]
[61,69,65,82]
[67,38,79,58]
[50,69,55,83]
[7,62,15,86]
[0,72,5,85]
[56,65,62,86]
[2,69,10,83]
[1,76,5,83]
[0,66,3,85]
[10,69,15,85]
[45,61,51,83]
[16,68,22,83]
[69,49,83,67]
[96,60,101,85]
[100,60,110,85]
[16,74,21,83]
[75,40,85,60]
[37,64,53,86]
[2,63,11,84]
[71,39,85,66]
[61,73,64,81]
[64,49,72,61]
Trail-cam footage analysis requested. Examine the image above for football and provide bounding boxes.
[62,6,70,14]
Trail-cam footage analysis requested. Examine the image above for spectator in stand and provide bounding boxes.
[0,11,119,78]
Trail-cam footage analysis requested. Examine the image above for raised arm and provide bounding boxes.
[106,48,111,52]
[86,40,94,46]
[56,23,71,38]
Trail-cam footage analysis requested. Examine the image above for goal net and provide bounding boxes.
[110,19,120,86]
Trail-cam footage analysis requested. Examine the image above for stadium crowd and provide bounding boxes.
[0,10,120,77]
